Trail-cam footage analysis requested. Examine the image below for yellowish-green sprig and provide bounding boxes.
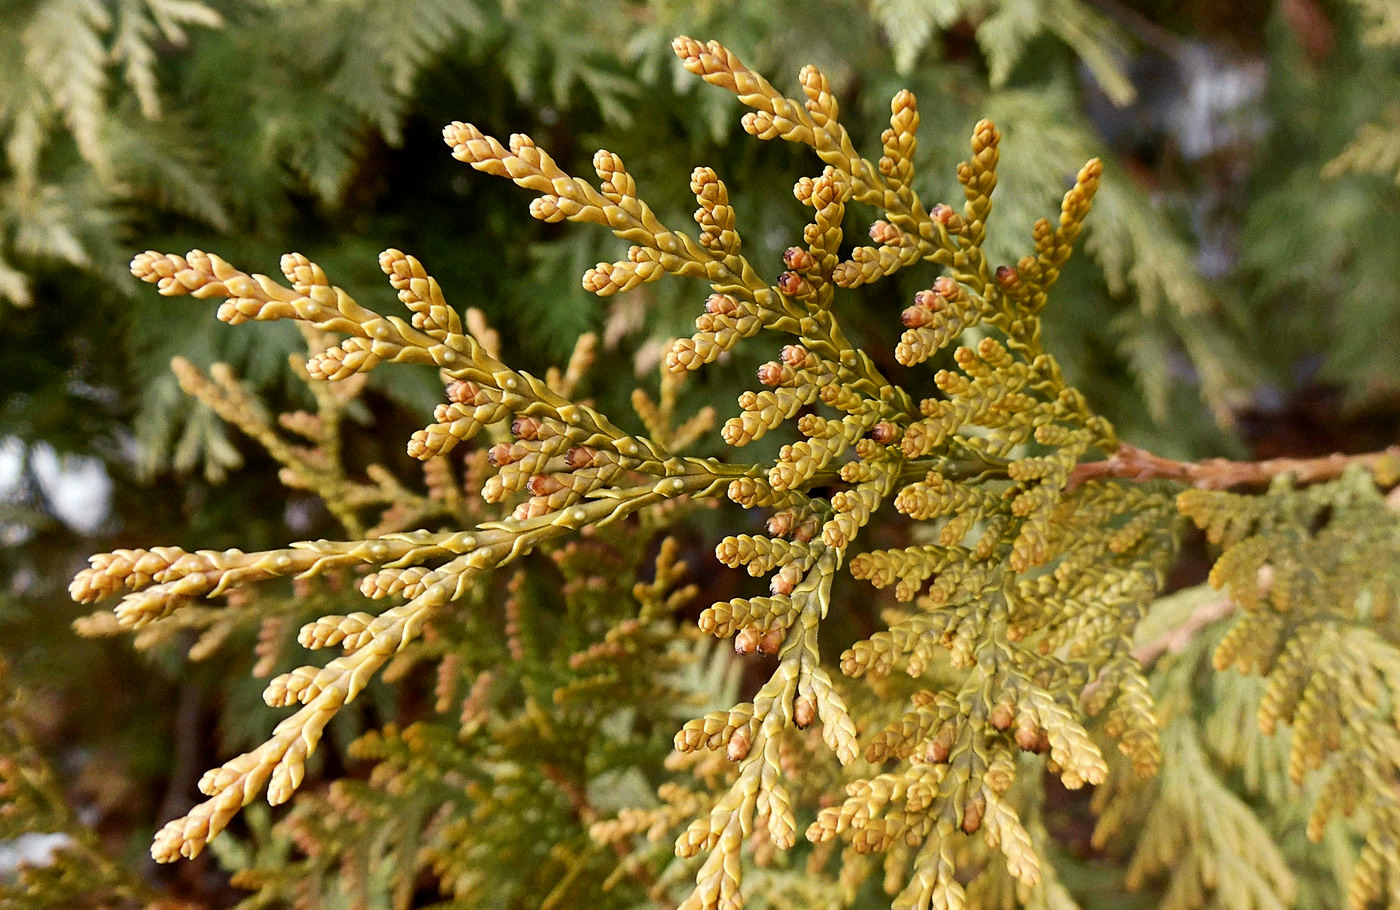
[89,35,1219,910]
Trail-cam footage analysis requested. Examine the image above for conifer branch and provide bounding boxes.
[61,30,1400,910]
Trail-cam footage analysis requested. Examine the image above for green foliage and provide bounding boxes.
[0,0,224,307]
[0,657,154,909]
[1328,0,1400,184]
[1231,0,1400,410]
[872,0,1134,104]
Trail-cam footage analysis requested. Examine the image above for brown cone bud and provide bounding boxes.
[989,702,1014,731]
[512,416,543,440]
[526,474,565,496]
[901,306,932,329]
[961,799,984,834]
[756,361,785,386]
[868,220,902,244]
[932,276,959,298]
[766,511,795,537]
[734,625,760,655]
[446,380,482,405]
[777,271,811,297]
[565,446,595,469]
[758,625,785,655]
[913,289,944,310]
[780,344,810,367]
[1015,725,1040,752]
[870,421,899,445]
[727,730,751,762]
[782,247,814,270]
[794,695,817,729]
[928,724,956,763]
[770,562,802,596]
[705,293,739,316]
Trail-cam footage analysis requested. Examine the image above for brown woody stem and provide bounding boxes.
[1068,443,1400,491]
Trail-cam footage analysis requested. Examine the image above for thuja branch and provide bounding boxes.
[74,34,1400,910]
[1069,441,1400,491]
[76,36,1150,905]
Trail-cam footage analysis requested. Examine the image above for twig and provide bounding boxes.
[1068,443,1400,491]
[1132,566,1280,671]
[1131,593,1239,667]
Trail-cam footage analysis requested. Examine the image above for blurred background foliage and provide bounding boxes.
[1,0,1398,907]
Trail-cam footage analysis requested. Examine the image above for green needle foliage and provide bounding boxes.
[39,33,1400,910]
